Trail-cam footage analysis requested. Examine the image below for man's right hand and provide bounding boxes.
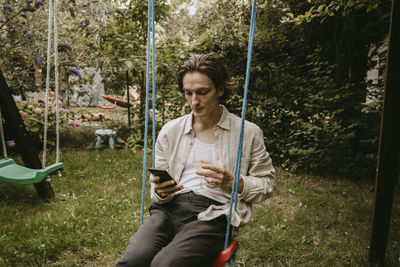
[151,176,183,198]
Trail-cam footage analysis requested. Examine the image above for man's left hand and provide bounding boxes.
[196,161,243,193]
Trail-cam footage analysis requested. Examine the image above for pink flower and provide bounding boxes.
[20,111,29,118]
[7,140,16,148]
[75,120,81,127]
[52,100,63,106]
[34,108,42,114]
[69,119,74,126]
[39,102,45,108]
[21,100,27,105]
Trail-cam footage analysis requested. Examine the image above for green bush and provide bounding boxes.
[225,79,382,179]
[16,100,71,150]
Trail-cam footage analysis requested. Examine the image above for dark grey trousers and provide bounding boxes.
[116,192,227,267]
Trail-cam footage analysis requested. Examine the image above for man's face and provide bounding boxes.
[182,71,223,120]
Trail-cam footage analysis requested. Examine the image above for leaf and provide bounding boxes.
[366,3,379,13]
[287,13,294,19]
[356,3,365,9]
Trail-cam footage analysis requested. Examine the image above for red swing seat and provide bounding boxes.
[98,104,117,109]
[102,95,134,108]
[212,240,239,267]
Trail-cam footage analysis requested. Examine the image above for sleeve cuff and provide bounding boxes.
[150,184,174,204]
[237,175,250,200]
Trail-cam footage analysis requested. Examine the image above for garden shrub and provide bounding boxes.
[225,72,382,180]
[15,99,71,150]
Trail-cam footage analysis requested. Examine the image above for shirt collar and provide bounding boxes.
[216,105,230,131]
[184,105,230,135]
[184,112,193,135]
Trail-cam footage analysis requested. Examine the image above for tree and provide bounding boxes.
[101,0,169,123]
[1,0,49,95]
[0,0,117,98]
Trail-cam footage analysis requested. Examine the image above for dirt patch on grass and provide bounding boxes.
[70,107,130,125]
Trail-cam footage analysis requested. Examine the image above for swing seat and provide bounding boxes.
[98,104,117,109]
[102,95,134,108]
[212,240,239,267]
[0,158,64,185]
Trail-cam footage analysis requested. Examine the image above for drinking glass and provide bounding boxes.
[193,146,214,190]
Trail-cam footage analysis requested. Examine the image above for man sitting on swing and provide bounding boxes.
[117,54,275,267]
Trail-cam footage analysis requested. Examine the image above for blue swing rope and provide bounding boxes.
[140,0,155,225]
[151,0,156,168]
[224,0,257,257]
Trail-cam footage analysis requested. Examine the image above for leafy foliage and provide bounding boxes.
[171,0,390,178]
[0,0,392,178]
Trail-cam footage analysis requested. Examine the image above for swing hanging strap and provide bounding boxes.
[222,0,258,263]
[53,0,60,164]
[43,0,61,169]
[140,0,156,225]
[42,0,53,169]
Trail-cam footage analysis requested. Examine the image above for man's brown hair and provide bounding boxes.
[176,54,238,102]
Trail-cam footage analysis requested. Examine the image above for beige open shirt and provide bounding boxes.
[151,105,275,227]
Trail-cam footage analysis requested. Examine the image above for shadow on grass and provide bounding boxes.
[0,183,42,205]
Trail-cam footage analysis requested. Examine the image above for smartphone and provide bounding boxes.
[148,168,177,185]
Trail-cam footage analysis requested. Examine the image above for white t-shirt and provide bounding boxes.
[178,138,227,204]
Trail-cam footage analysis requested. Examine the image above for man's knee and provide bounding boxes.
[117,246,153,267]
[150,247,211,267]
[117,208,170,267]
[150,252,189,267]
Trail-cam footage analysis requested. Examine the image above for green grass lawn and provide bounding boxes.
[0,149,399,266]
